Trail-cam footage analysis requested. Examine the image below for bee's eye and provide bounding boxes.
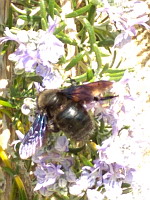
[94,96,99,101]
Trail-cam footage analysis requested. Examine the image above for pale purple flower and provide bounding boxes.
[31,136,76,196]
[21,98,36,116]
[34,163,64,191]
[69,131,136,198]
[97,0,150,48]
[37,186,54,197]
[65,169,76,183]
[11,130,25,151]
[94,71,137,136]
[69,160,132,198]
[103,181,122,200]
[47,16,57,32]
[97,132,143,168]
[94,160,134,198]
[37,32,64,64]
[0,18,64,68]
[34,160,76,196]
[54,136,69,152]
[103,163,126,185]
[87,189,104,200]
[35,64,63,89]
[32,136,70,164]
[31,148,46,164]
[0,16,64,89]
[0,27,20,43]
[114,32,132,48]
[69,176,91,196]
[34,81,45,92]
[69,165,102,197]
[41,70,63,89]
[102,163,135,199]
[61,157,74,171]
[35,63,52,77]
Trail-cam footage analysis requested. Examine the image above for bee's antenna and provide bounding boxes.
[94,95,118,101]
[99,95,118,101]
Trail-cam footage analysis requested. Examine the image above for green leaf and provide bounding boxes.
[99,63,109,77]
[0,42,10,55]
[54,1,62,12]
[65,51,85,71]
[2,167,16,176]
[101,68,125,81]
[93,43,102,73]
[19,15,41,21]
[0,108,12,118]
[41,17,47,31]
[14,175,28,200]
[122,188,132,194]
[25,75,42,83]
[54,22,66,35]
[106,70,125,78]
[53,193,69,200]
[33,194,40,200]
[69,145,85,154]
[40,0,48,29]
[108,72,125,81]
[106,69,126,74]
[67,73,87,83]
[11,3,26,14]
[0,100,16,108]
[7,7,13,28]
[87,5,96,25]
[107,73,125,78]
[98,39,114,47]
[80,18,96,51]
[48,0,54,19]
[56,33,77,45]
[109,50,116,68]
[79,155,93,167]
[66,3,92,18]
[87,69,94,81]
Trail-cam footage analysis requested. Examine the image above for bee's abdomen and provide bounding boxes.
[56,102,94,141]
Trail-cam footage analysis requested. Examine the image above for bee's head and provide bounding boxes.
[37,89,65,112]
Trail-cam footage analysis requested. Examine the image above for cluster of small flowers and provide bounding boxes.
[0,16,64,90]
[100,69,150,138]
[69,68,150,199]
[68,133,137,199]
[13,70,150,199]
[2,1,149,198]
[20,98,36,122]
[31,136,76,197]
[69,159,135,200]
[98,0,150,48]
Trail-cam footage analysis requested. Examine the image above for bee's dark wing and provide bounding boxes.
[19,114,47,159]
[60,81,114,103]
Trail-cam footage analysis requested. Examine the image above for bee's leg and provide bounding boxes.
[67,77,78,86]
[47,120,60,132]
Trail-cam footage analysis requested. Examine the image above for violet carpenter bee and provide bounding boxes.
[19,81,117,159]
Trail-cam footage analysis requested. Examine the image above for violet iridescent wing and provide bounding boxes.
[19,114,47,159]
